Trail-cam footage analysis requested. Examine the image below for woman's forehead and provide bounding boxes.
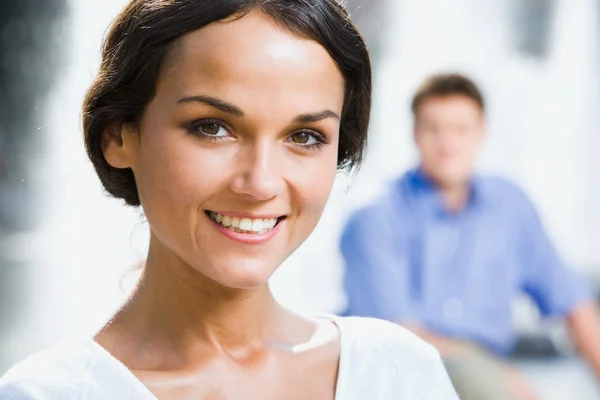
[157,11,345,107]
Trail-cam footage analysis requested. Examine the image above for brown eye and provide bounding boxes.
[201,123,221,135]
[188,120,230,138]
[286,130,326,151]
[291,132,310,144]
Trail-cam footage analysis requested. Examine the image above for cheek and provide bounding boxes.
[459,135,481,155]
[418,138,440,157]
[135,137,227,213]
[289,146,338,218]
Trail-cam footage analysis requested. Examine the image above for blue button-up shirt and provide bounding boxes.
[341,168,593,354]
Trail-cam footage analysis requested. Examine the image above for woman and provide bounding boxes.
[0,1,458,399]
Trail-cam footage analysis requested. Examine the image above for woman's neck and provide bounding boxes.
[139,258,283,343]
[96,243,302,370]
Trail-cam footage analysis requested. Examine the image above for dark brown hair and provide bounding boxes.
[82,0,372,206]
[411,73,484,116]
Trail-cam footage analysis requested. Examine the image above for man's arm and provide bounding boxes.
[567,301,600,378]
[516,191,599,380]
[405,324,541,400]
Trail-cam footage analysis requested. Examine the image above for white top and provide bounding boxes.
[0,316,459,399]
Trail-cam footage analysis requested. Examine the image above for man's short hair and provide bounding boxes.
[411,73,484,115]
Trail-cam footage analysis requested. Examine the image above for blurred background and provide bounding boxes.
[0,1,599,398]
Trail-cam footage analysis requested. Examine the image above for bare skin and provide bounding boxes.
[97,11,345,400]
[414,95,485,211]
[567,301,600,382]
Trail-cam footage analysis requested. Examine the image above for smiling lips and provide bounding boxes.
[206,211,285,243]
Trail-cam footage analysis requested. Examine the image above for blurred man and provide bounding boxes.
[341,73,600,400]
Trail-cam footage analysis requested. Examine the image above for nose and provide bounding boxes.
[229,139,284,202]
[436,129,459,149]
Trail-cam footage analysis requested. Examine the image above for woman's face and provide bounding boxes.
[104,11,345,289]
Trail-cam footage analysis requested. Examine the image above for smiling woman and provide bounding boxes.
[0,1,458,399]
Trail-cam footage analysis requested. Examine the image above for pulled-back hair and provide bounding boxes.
[83,0,372,206]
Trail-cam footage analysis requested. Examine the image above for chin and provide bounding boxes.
[428,165,471,186]
[202,258,280,290]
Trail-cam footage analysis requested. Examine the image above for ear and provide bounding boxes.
[477,120,486,141]
[412,123,420,144]
[102,122,138,169]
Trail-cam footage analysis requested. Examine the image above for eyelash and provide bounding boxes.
[186,118,232,142]
[186,119,329,151]
[288,130,328,151]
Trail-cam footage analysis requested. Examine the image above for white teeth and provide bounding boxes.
[239,218,253,231]
[208,212,280,233]
[251,219,264,232]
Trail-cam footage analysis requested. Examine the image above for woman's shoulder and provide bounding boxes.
[334,316,459,399]
[0,338,106,399]
[336,316,439,358]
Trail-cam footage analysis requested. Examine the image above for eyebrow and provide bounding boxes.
[176,94,340,123]
[176,95,245,117]
[294,109,340,123]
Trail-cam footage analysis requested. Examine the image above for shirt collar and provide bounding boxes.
[407,166,486,216]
